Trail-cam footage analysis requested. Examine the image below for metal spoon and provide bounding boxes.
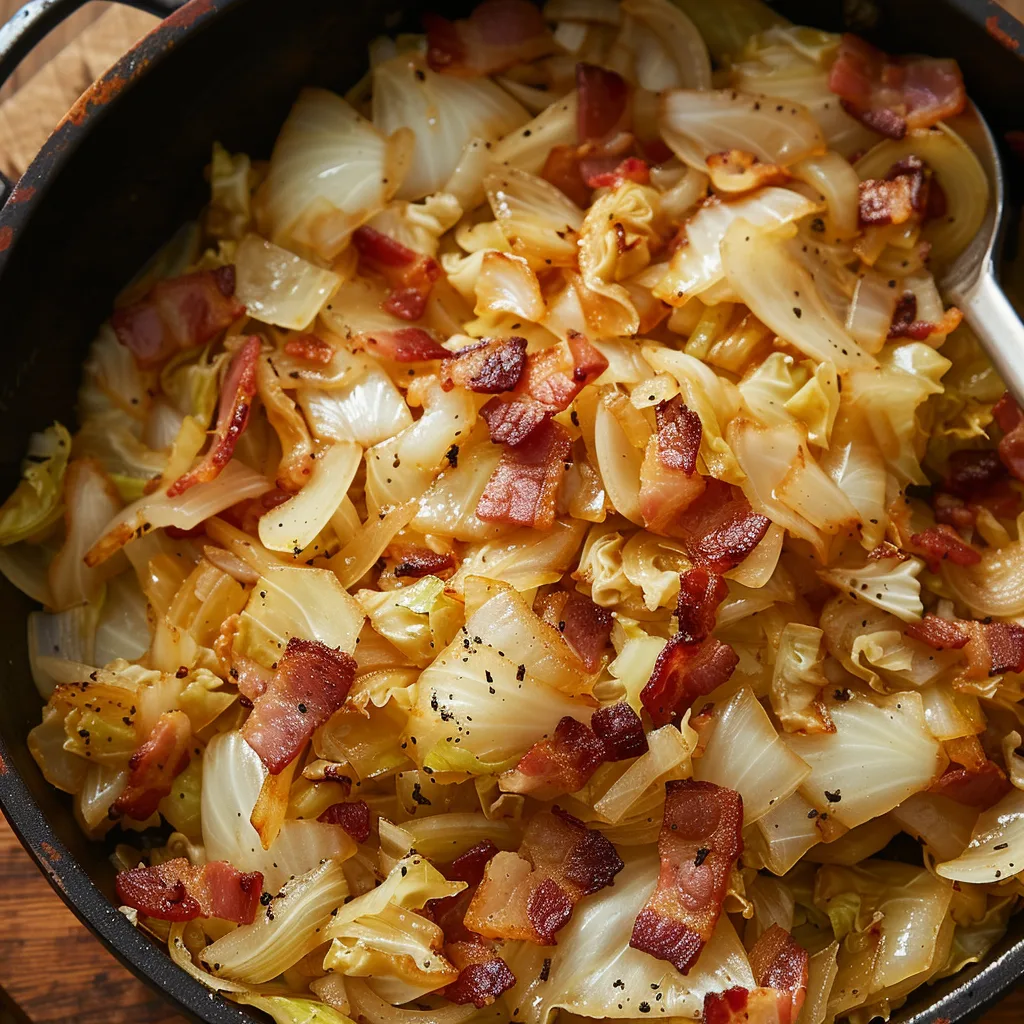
[940,102,1024,400]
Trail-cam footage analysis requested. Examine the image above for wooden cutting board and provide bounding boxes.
[0,1,1021,1022]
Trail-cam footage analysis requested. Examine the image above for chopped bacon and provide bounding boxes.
[444,941,517,1007]
[501,716,607,801]
[465,807,623,944]
[482,331,608,446]
[352,225,442,321]
[112,266,244,369]
[675,479,771,574]
[390,546,457,579]
[656,398,702,474]
[591,702,648,760]
[424,0,555,77]
[581,155,651,189]
[629,780,743,973]
[558,589,613,671]
[242,637,357,774]
[440,336,528,394]
[908,524,981,573]
[641,634,739,727]
[476,419,572,530]
[358,326,449,362]
[887,292,963,341]
[981,621,1024,675]
[283,333,333,365]
[994,392,1024,483]
[318,800,372,843]
[945,450,1008,497]
[429,841,501,945]
[676,569,729,645]
[167,335,261,497]
[112,711,192,821]
[576,63,631,142]
[704,926,808,1024]
[828,34,966,140]
[905,613,969,651]
[930,759,1011,809]
[116,858,263,924]
[639,398,707,534]
[860,157,931,227]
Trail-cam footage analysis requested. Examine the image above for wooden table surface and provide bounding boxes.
[0,0,1022,1022]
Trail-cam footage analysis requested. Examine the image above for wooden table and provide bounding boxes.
[0,0,1022,1021]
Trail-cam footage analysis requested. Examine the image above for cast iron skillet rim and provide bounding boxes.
[0,3,256,1018]
[0,0,1022,1021]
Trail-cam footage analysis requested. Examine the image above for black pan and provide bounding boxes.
[0,1,1020,1021]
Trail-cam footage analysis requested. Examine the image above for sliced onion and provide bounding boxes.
[936,787,1024,884]
[845,268,900,354]
[329,499,420,589]
[619,0,711,91]
[791,150,860,238]
[490,93,578,176]
[474,251,545,321]
[594,392,645,525]
[168,923,253,995]
[346,978,477,1024]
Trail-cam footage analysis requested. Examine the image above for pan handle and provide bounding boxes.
[0,0,186,199]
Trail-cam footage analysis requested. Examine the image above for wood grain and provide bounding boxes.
[0,0,1021,1021]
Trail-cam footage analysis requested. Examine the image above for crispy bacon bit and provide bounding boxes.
[639,400,707,534]
[167,335,261,497]
[429,841,501,944]
[391,546,457,579]
[242,637,357,774]
[629,780,743,973]
[116,858,263,924]
[887,292,963,340]
[283,334,333,365]
[577,62,631,142]
[704,926,808,1024]
[359,326,449,362]
[828,34,966,140]
[444,941,517,1007]
[501,717,607,800]
[318,800,372,843]
[656,398,702,474]
[482,332,609,447]
[930,759,1011,809]
[861,156,931,228]
[424,0,554,77]
[476,419,572,530]
[112,711,192,821]
[994,392,1024,482]
[112,266,244,369]
[641,634,739,727]
[908,524,981,573]
[945,450,1008,497]
[440,336,528,394]
[581,155,651,189]
[983,621,1024,675]
[705,150,790,193]
[905,613,969,651]
[676,479,771,574]
[591,702,648,760]
[676,569,729,645]
[352,225,441,321]
[465,807,623,944]
[558,590,613,672]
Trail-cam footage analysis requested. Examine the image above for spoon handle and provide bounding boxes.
[952,266,1024,404]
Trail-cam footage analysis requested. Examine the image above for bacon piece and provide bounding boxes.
[444,941,517,1007]
[591,702,648,760]
[112,711,192,821]
[116,858,263,924]
[424,0,555,77]
[465,807,623,944]
[429,841,501,945]
[982,621,1024,675]
[639,399,707,534]
[629,780,743,973]
[481,331,608,446]
[994,392,1024,482]
[318,800,372,843]
[676,568,729,645]
[908,524,981,573]
[828,34,966,140]
[558,590,613,672]
[501,716,607,800]
[576,63,631,142]
[284,334,333,365]
[887,292,963,341]
[167,335,261,497]
[440,336,528,394]
[476,419,572,530]
[242,637,357,774]
[656,398,702,474]
[390,546,457,579]
[675,479,770,574]
[352,225,442,321]
[112,266,244,369]
[641,634,738,727]
[930,759,1011,809]
[860,157,931,227]
[905,613,969,651]
[359,326,449,362]
[581,155,651,189]
[704,926,808,1024]
[945,449,1007,497]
